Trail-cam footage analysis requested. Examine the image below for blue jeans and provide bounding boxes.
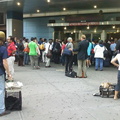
[0,74,5,114]
[24,52,29,65]
[95,58,103,70]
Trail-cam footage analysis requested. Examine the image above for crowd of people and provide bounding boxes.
[1,33,120,116]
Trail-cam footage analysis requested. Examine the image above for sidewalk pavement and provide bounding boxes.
[1,63,120,120]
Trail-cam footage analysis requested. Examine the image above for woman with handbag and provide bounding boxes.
[64,37,73,74]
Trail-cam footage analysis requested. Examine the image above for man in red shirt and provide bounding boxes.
[7,36,16,80]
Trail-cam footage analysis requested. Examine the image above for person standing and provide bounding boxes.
[73,35,89,78]
[23,39,29,65]
[110,40,116,57]
[86,39,93,67]
[64,37,73,74]
[111,54,120,100]
[53,39,61,64]
[0,37,12,116]
[61,41,66,66]
[73,40,78,65]
[94,40,105,71]
[28,37,40,69]
[17,39,24,66]
[7,36,16,80]
[45,39,53,67]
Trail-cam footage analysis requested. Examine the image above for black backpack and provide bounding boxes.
[65,71,77,78]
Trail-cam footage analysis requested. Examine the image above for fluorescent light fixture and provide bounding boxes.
[0,0,13,2]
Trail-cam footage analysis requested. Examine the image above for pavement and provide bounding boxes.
[1,62,120,120]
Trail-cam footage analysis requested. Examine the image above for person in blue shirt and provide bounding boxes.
[110,40,116,57]
[0,36,12,116]
[86,39,93,67]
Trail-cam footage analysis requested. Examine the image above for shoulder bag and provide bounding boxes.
[63,43,72,56]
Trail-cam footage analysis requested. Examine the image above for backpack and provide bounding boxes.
[39,44,45,50]
[65,71,77,78]
[24,45,29,53]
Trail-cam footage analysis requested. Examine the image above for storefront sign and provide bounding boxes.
[69,22,99,26]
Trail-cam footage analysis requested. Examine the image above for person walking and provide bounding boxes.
[73,35,89,78]
[0,36,12,116]
[28,37,40,69]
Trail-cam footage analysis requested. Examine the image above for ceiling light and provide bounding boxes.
[112,26,115,29]
[101,22,104,25]
[63,8,66,11]
[94,5,97,9]
[117,29,119,33]
[64,27,67,30]
[74,30,76,33]
[87,26,90,29]
[17,2,21,6]
[37,10,40,13]
[94,29,97,33]
[47,0,50,2]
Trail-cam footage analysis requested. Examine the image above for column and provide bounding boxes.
[101,30,107,41]
[75,32,77,41]
[6,11,23,38]
[78,30,82,40]
[58,31,61,39]
[91,33,93,41]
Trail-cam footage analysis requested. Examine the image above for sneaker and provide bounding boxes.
[0,110,11,116]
